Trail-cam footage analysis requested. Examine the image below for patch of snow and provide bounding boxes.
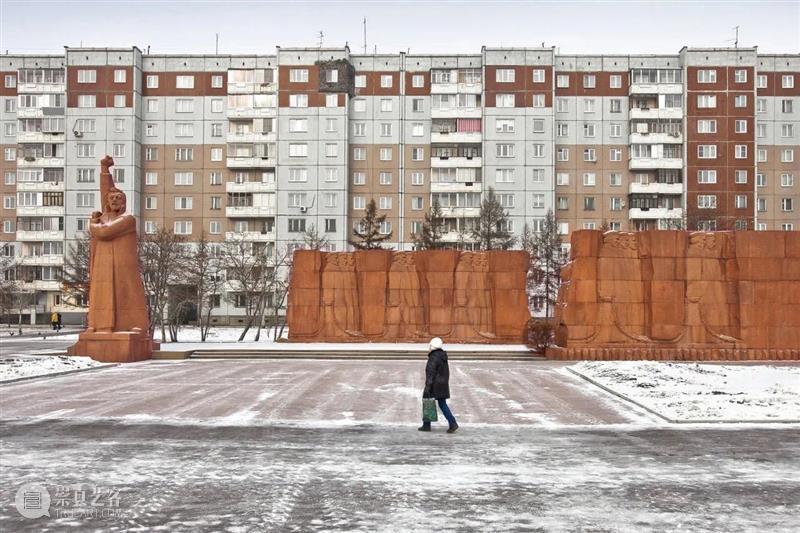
[568,362,800,422]
[0,355,104,382]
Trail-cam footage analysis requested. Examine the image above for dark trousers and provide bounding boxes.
[422,399,457,427]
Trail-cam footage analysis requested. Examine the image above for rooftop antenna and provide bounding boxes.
[317,31,324,48]
[733,26,739,48]
[215,33,219,54]
[363,17,367,54]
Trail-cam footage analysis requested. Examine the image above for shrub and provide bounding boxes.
[525,318,554,352]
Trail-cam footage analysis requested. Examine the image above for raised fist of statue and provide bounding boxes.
[101,155,115,172]
[91,210,103,223]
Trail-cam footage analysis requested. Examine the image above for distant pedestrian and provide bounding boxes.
[419,337,459,434]
[56,312,63,331]
[50,311,59,331]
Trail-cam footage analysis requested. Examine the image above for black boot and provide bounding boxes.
[447,422,459,434]
[418,423,431,432]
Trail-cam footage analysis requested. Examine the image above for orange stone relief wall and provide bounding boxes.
[287,250,530,343]
[547,230,800,360]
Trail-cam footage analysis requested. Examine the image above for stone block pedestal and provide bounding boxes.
[67,331,156,363]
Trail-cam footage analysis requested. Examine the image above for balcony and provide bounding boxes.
[227,81,277,94]
[15,181,65,192]
[224,231,276,242]
[16,206,64,217]
[629,83,682,95]
[226,131,276,144]
[17,157,65,168]
[21,280,62,291]
[226,157,276,169]
[226,107,276,119]
[225,206,276,218]
[629,132,683,144]
[439,206,481,218]
[431,131,482,144]
[431,181,483,193]
[628,207,683,220]
[16,230,64,241]
[629,182,683,195]
[430,107,482,120]
[430,156,482,169]
[17,131,66,144]
[225,181,276,193]
[629,157,683,170]
[629,108,682,121]
[430,82,483,95]
[17,255,65,266]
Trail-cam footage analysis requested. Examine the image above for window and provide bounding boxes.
[609,149,622,161]
[4,147,16,161]
[77,69,96,83]
[379,147,392,161]
[697,69,717,83]
[353,99,366,112]
[289,69,308,83]
[557,197,568,210]
[146,75,159,88]
[380,123,392,137]
[112,144,126,157]
[532,94,545,108]
[556,98,568,113]
[412,98,424,112]
[145,147,158,161]
[610,123,622,137]
[496,119,515,133]
[781,173,794,187]
[583,148,597,162]
[734,145,747,159]
[735,195,747,209]
[411,172,424,185]
[114,69,126,83]
[496,94,515,108]
[379,221,392,235]
[352,172,366,185]
[583,197,596,211]
[288,193,306,207]
[174,221,192,235]
[76,143,95,158]
[582,173,596,186]
[174,172,194,185]
[176,75,195,89]
[144,172,158,186]
[175,148,193,161]
[698,119,717,133]
[757,123,767,138]
[325,168,338,183]
[208,220,221,234]
[734,95,747,108]
[76,192,95,208]
[757,173,766,187]
[583,99,595,113]
[380,75,393,88]
[782,75,795,89]
[783,223,795,231]
[352,122,365,137]
[697,95,716,108]
[288,118,308,133]
[734,69,747,83]
[609,75,622,89]
[698,195,717,209]
[325,219,337,233]
[175,99,194,113]
[4,99,15,113]
[735,170,748,184]
[609,173,622,186]
[289,168,308,182]
[324,69,338,83]
[211,75,223,88]
[325,143,338,158]
[77,95,96,108]
[326,94,338,107]
[410,196,424,210]
[583,123,596,137]
[557,123,569,137]
[610,99,621,113]
[412,74,424,88]
[411,147,424,161]
[782,198,794,211]
[175,123,194,137]
[412,123,424,136]
[145,221,157,234]
[353,196,365,210]
[353,147,366,160]
[782,124,795,137]
[211,99,224,113]
[4,171,15,185]
[556,74,569,88]
[210,148,223,162]
[583,74,596,88]
[531,194,545,209]
[379,172,392,185]
[289,94,308,108]
[379,196,392,210]
[380,99,393,112]
[758,149,767,162]
[758,198,767,212]
[496,69,515,83]
[289,143,308,158]
[496,144,514,158]
[210,171,222,185]
[698,170,717,184]
[3,196,15,209]
[498,194,514,208]
[496,169,515,183]
[532,69,545,83]
[782,149,795,162]
[757,98,767,113]
[557,148,569,161]
[145,197,157,210]
[211,123,223,137]
[532,144,544,158]
[4,74,16,88]
[698,145,717,159]
[532,119,545,133]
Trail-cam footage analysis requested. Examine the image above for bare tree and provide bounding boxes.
[472,187,515,250]
[223,235,271,341]
[350,199,392,249]
[138,227,187,341]
[184,233,226,342]
[531,210,565,318]
[60,233,91,312]
[0,245,18,327]
[302,224,329,250]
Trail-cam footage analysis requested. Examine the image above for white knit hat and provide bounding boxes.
[429,337,443,351]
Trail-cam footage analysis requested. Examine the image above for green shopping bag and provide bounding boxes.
[422,398,438,422]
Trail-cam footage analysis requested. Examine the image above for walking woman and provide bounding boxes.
[419,337,459,433]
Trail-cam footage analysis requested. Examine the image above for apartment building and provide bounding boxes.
[0,45,797,323]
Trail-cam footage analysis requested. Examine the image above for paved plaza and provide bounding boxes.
[1,359,799,531]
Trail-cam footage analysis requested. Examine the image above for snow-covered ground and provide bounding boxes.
[0,355,105,382]
[568,362,800,422]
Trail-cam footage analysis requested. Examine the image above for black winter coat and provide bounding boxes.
[423,349,450,399]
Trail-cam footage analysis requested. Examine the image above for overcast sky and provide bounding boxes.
[1,1,798,56]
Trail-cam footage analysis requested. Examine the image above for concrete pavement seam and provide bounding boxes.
[0,363,119,385]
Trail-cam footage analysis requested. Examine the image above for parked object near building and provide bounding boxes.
[548,230,800,360]
[67,156,154,362]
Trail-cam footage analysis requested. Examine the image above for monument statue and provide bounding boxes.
[67,156,154,362]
